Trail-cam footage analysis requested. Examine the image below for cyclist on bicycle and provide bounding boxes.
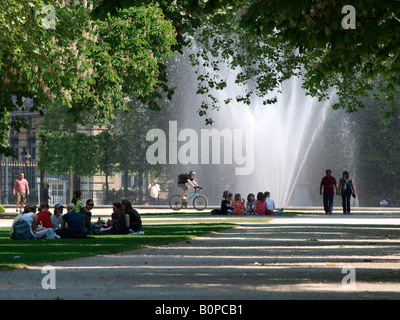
[177,171,199,204]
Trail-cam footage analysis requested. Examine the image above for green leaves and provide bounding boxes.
[38,131,99,177]
[1,1,177,156]
[187,0,400,122]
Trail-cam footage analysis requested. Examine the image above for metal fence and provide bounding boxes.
[0,158,93,206]
[1,158,164,206]
[0,158,38,205]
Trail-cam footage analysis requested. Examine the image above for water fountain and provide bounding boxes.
[205,77,335,207]
[164,53,356,208]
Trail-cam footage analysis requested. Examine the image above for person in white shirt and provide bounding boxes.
[14,204,57,239]
[148,179,161,205]
[264,191,283,216]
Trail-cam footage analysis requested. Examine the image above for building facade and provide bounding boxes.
[1,102,131,206]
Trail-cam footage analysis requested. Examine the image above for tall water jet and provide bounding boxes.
[166,53,347,207]
[207,77,334,207]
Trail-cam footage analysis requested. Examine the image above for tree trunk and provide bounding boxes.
[123,169,129,198]
[68,169,73,202]
[138,172,143,204]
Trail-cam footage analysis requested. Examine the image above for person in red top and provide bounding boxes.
[319,169,338,214]
[36,203,54,228]
[13,172,29,213]
[254,192,267,215]
[233,193,245,215]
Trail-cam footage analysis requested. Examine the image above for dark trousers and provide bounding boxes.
[341,192,351,213]
[56,228,89,238]
[149,197,158,205]
[323,194,334,213]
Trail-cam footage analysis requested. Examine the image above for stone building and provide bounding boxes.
[0,100,126,206]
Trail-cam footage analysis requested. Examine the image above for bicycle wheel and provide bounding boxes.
[169,195,184,211]
[193,195,208,211]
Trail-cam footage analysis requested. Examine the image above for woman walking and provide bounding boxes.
[338,171,357,214]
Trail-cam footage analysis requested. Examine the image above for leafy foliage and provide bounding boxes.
[186,0,400,123]
[38,131,99,176]
[0,0,176,156]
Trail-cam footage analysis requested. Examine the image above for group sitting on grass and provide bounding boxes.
[10,199,143,240]
[212,191,284,216]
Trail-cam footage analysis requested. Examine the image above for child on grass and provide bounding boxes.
[233,193,245,215]
[245,193,256,214]
[221,192,233,215]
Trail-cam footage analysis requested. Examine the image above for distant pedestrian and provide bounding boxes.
[13,172,29,213]
[148,179,161,205]
[41,184,51,204]
[338,170,357,214]
[320,169,338,214]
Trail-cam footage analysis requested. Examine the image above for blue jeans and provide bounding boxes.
[323,194,334,213]
[341,191,351,213]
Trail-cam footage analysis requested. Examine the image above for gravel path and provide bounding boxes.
[2,215,400,300]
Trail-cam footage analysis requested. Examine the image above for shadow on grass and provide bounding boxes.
[0,223,235,271]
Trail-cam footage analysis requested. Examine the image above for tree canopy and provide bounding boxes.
[2,0,400,156]
[0,0,176,156]
[188,0,400,123]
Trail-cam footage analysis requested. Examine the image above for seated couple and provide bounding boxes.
[98,200,142,235]
[253,192,283,215]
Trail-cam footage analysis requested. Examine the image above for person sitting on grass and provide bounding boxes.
[254,192,267,215]
[80,199,94,233]
[56,203,89,239]
[51,203,64,230]
[122,199,142,233]
[99,202,130,234]
[221,192,234,215]
[245,193,256,215]
[37,203,54,228]
[233,193,245,215]
[11,204,57,239]
[264,191,283,215]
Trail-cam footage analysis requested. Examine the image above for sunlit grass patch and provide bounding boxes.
[0,223,235,271]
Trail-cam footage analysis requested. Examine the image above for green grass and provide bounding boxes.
[141,211,301,218]
[0,223,235,271]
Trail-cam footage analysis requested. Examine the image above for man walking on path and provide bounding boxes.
[320,169,338,214]
[13,172,29,213]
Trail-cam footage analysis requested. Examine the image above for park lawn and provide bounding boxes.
[141,211,300,218]
[0,223,235,271]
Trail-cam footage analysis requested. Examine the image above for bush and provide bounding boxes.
[106,188,140,205]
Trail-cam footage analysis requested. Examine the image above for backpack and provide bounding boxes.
[211,209,223,215]
[178,173,189,183]
[11,219,36,240]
